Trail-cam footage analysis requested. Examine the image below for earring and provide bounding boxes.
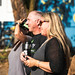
[39,25,40,28]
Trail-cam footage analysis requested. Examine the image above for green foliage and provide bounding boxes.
[0,50,10,63]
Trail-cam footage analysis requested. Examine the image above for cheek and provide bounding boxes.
[41,25,47,31]
[29,23,36,30]
[41,28,46,35]
[41,30,47,36]
[28,23,33,31]
[41,25,48,36]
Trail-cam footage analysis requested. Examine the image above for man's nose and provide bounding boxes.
[25,21,28,25]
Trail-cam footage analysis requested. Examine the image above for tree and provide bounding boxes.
[11,0,35,21]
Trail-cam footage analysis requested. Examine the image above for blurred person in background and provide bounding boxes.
[68,55,75,75]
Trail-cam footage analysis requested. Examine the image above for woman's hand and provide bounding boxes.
[24,56,39,67]
[20,52,26,62]
[21,55,52,73]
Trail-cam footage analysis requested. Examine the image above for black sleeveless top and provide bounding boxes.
[31,38,67,75]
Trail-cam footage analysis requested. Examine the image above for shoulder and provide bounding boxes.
[45,37,63,53]
[48,37,59,43]
[47,37,61,47]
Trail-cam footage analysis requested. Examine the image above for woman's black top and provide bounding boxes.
[31,37,67,75]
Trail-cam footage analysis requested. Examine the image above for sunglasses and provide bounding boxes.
[39,20,49,26]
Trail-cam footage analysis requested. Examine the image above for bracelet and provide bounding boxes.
[37,61,40,67]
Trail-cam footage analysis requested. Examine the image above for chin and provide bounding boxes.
[41,33,44,36]
[42,33,46,36]
[29,29,32,32]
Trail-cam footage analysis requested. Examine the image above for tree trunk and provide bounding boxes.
[11,0,35,21]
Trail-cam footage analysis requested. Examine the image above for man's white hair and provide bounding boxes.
[29,11,43,20]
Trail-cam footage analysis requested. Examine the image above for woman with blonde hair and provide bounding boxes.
[20,12,71,75]
[42,12,71,69]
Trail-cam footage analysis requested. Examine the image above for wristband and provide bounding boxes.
[17,22,20,25]
[15,22,20,25]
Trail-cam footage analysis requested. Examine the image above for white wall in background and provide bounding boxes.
[0,0,14,21]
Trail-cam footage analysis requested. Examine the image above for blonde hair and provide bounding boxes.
[42,12,71,69]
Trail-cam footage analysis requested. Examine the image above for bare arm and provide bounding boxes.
[36,60,52,73]
[14,20,32,43]
[20,38,65,73]
[20,54,52,73]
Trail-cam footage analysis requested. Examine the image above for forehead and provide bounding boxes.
[27,12,36,20]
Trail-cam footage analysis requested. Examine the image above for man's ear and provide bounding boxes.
[36,19,41,26]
